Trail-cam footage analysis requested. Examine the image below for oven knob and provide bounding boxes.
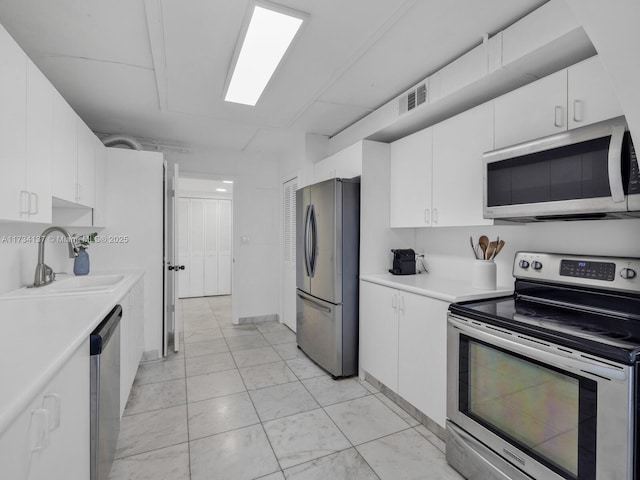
[532,261,543,270]
[519,260,530,269]
[619,268,637,279]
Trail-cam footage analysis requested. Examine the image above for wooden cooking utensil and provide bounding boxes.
[492,240,506,259]
[478,235,489,260]
[486,241,497,260]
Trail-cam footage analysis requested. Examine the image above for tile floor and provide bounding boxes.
[110,296,464,480]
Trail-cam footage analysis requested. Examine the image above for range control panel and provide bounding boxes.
[560,260,616,281]
[514,252,639,293]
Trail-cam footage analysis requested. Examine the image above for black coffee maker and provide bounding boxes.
[389,249,416,275]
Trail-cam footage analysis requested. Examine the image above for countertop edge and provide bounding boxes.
[360,273,513,303]
[0,270,144,436]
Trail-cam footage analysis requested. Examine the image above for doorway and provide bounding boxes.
[178,177,233,299]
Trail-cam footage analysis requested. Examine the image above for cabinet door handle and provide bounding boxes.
[573,99,583,123]
[432,208,438,225]
[30,192,39,215]
[554,106,564,128]
[20,190,30,215]
[399,295,405,312]
[42,393,61,431]
[391,293,398,310]
[31,408,50,452]
[424,209,430,225]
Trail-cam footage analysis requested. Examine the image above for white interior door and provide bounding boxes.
[164,163,181,355]
[204,199,219,296]
[282,177,298,331]
[178,197,190,298]
[218,199,232,295]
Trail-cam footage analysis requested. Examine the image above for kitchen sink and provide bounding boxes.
[0,274,125,299]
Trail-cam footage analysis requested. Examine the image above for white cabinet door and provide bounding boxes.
[568,56,624,130]
[398,293,449,428]
[359,281,399,391]
[494,69,567,149]
[120,277,145,417]
[0,24,27,222]
[51,91,78,203]
[25,60,53,224]
[76,120,96,208]
[0,342,90,480]
[93,137,107,227]
[432,102,494,227]
[313,156,336,184]
[390,127,433,227]
[313,142,363,184]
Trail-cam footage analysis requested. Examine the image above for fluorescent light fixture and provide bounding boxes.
[223,180,234,184]
[216,188,228,192]
[224,2,305,106]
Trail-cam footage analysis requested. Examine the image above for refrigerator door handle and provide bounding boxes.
[309,204,318,277]
[304,204,314,277]
[297,291,332,313]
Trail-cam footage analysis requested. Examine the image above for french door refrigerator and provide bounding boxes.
[296,177,360,378]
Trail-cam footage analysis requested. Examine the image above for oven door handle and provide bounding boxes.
[448,315,628,382]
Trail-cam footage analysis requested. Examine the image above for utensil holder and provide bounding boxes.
[472,260,496,290]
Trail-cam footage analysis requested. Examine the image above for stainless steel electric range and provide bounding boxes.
[447,252,640,480]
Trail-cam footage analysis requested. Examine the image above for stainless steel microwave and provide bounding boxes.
[483,117,640,222]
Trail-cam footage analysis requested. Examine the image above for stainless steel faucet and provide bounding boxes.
[32,227,79,287]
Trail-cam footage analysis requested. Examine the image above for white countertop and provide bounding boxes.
[0,270,143,435]
[360,272,513,303]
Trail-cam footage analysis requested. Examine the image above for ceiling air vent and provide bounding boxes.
[399,82,427,115]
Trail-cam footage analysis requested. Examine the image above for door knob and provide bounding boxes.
[168,265,175,271]
[179,265,185,270]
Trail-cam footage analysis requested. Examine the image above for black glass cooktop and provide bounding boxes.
[450,281,640,365]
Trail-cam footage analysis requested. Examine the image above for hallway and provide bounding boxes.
[109,296,462,479]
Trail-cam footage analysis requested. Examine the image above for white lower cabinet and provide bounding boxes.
[360,280,448,428]
[120,277,145,418]
[0,341,90,480]
[359,281,399,391]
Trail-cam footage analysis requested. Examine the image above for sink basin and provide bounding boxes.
[0,274,126,299]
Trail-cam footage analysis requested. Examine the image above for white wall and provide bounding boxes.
[165,147,280,323]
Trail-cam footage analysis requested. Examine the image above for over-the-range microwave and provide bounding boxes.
[483,117,639,222]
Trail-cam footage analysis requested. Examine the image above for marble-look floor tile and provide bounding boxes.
[221,324,259,337]
[115,405,188,459]
[263,329,297,345]
[226,333,269,351]
[249,381,319,422]
[414,424,446,454]
[357,429,463,480]
[190,424,280,480]
[124,378,186,416]
[263,409,351,469]
[186,369,246,403]
[183,327,224,343]
[375,393,420,427]
[232,345,281,368]
[109,443,190,480]
[188,392,259,440]
[184,338,229,358]
[273,342,306,361]
[302,376,369,406]
[134,358,185,386]
[185,351,236,377]
[283,448,378,480]
[257,472,285,480]
[325,395,410,445]
[256,321,291,334]
[239,361,298,390]
[358,379,380,394]
[285,356,326,380]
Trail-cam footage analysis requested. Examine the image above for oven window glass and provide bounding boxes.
[487,136,611,207]
[459,336,597,480]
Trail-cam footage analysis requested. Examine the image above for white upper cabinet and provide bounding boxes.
[389,127,433,228]
[93,136,107,227]
[432,102,494,227]
[567,56,623,130]
[0,25,27,222]
[313,141,363,184]
[494,69,568,149]
[25,60,53,224]
[76,120,96,208]
[52,90,79,204]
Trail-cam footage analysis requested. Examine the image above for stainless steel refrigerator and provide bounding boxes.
[296,177,360,378]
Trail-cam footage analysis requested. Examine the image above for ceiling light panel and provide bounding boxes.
[224,2,305,106]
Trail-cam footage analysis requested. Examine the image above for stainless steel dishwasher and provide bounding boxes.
[90,305,122,480]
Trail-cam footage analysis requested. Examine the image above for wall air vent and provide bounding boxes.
[399,82,427,115]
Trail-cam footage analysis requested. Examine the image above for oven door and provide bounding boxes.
[447,314,635,480]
